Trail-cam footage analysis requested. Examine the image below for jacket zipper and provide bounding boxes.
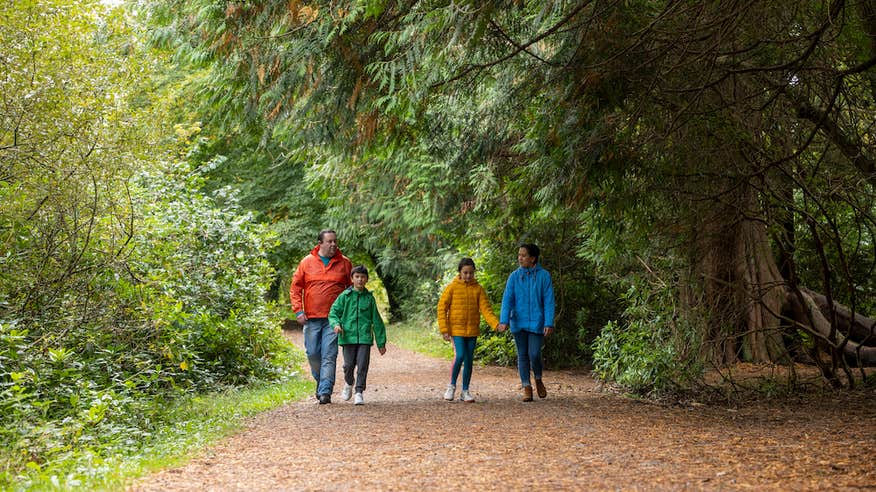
[356,292,361,344]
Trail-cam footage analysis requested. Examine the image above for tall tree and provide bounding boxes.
[145,0,876,385]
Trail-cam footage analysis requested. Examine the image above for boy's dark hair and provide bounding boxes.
[351,265,369,277]
[458,257,476,272]
[519,243,540,262]
[318,229,337,242]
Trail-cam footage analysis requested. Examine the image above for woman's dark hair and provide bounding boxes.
[351,265,369,277]
[519,243,540,262]
[458,257,476,272]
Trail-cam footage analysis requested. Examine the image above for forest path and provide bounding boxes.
[132,327,875,491]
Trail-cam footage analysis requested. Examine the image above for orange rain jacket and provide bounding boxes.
[290,245,352,319]
[437,277,500,338]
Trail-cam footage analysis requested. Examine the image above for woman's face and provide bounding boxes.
[517,247,537,268]
[459,265,475,282]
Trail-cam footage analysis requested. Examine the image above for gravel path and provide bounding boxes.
[132,328,876,491]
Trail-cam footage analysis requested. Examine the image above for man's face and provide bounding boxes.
[318,233,338,257]
[517,247,537,268]
[351,272,368,290]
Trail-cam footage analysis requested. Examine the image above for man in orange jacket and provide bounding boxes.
[290,229,352,404]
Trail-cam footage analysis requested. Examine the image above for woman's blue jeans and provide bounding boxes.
[513,331,544,387]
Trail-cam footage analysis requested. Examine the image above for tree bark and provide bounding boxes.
[737,212,790,363]
[785,289,876,366]
[699,186,789,365]
[800,288,876,346]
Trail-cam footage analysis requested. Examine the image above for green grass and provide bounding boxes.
[4,375,313,491]
[387,319,454,360]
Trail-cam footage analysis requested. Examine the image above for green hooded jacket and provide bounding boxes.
[328,287,387,348]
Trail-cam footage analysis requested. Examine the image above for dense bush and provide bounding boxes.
[0,158,294,485]
[475,331,517,366]
[591,281,704,395]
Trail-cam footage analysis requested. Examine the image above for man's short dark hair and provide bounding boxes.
[318,229,337,242]
[351,265,369,277]
[519,243,540,262]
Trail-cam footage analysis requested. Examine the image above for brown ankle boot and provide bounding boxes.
[522,385,533,402]
[535,379,547,399]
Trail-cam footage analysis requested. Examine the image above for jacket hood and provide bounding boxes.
[518,264,544,275]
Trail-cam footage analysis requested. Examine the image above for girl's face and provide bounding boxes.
[351,272,368,290]
[518,247,537,268]
[459,265,475,282]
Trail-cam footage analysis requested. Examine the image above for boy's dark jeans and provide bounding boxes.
[342,344,372,393]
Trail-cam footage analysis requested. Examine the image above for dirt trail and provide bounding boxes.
[133,328,876,491]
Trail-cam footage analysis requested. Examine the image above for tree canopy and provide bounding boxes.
[144,0,876,388]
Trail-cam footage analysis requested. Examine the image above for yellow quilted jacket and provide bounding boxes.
[437,277,500,337]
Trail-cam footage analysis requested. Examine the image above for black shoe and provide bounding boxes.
[318,394,331,404]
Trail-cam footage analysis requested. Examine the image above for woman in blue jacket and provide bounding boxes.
[497,243,555,402]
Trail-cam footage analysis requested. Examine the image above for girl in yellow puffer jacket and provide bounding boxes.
[437,258,500,402]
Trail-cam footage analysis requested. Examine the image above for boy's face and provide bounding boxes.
[351,272,368,290]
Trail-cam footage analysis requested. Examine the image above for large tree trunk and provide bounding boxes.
[737,216,790,363]
[699,187,789,365]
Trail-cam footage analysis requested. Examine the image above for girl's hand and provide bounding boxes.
[496,323,508,332]
[442,333,451,342]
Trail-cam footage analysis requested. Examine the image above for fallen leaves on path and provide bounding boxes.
[131,328,876,491]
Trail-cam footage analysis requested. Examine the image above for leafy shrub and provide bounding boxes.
[0,1,298,486]
[127,161,289,386]
[591,282,703,395]
[0,160,295,486]
[475,331,517,366]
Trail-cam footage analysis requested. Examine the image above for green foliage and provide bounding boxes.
[592,283,704,395]
[0,1,301,485]
[128,160,290,386]
[0,157,296,485]
[5,369,310,491]
[475,331,517,366]
[145,0,876,391]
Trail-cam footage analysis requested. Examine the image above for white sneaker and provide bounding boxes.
[443,384,456,401]
[341,384,352,401]
[460,389,475,403]
[354,392,364,405]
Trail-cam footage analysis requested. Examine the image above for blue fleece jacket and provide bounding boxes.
[499,264,555,334]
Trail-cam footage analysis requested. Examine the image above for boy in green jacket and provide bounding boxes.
[329,265,387,405]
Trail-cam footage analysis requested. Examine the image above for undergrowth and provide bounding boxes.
[1,360,311,491]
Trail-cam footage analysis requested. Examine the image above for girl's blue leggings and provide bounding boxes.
[513,331,544,386]
[450,336,477,390]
